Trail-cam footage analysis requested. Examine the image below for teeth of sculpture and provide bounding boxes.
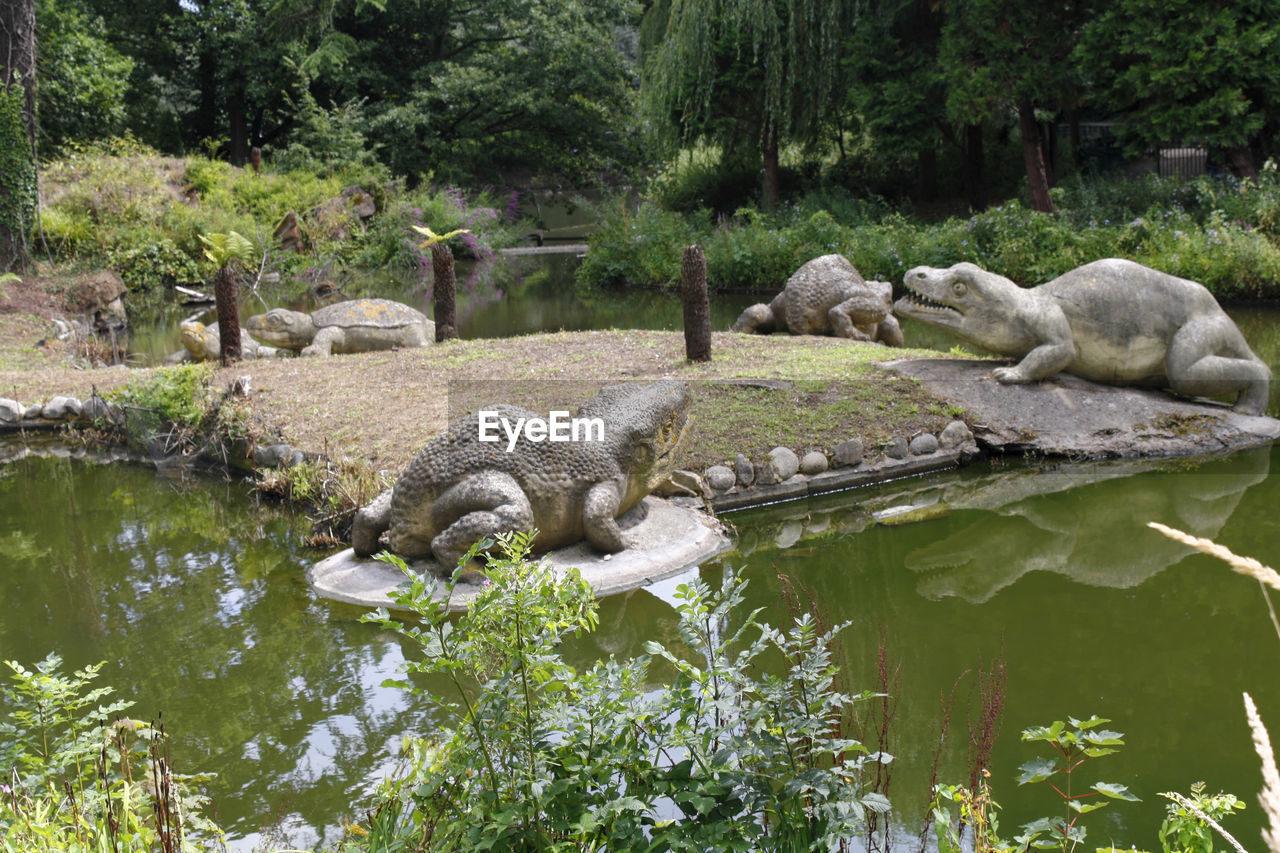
[907,292,954,313]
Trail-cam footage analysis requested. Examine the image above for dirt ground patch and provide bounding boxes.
[1,302,959,476]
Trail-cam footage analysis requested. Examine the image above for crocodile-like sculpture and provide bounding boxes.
[352,380,692,567]
[896,259,1272,415]
[732,254,904,345]
[245,298,434,356]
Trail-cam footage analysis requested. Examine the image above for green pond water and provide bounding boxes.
[126,254,761,364]
[14,254,1280,847]
[3,441,1279,851]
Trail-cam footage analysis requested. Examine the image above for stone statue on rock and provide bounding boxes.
[352,380,692,568]
[245,298,434,356]
[732,254,904,346]
[895,259,1272,415]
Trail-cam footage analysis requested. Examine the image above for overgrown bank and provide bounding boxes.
[579,170,1280,300]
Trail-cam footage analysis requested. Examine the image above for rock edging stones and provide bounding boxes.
[0,394,115,430]
[700,420,978,511]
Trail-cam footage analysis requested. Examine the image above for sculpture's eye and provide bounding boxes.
[951,281,967,297]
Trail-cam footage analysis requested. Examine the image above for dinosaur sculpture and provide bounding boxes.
[732,254,903,345]
[896,259,1271,414]
[352,380,693,567]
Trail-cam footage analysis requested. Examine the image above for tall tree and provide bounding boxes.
[35,0,133,151]
[940,0,1086,212]
[330,0,638,183]
[1075,0,1280,178]
[642,0,857,211]
[0,0,37,271]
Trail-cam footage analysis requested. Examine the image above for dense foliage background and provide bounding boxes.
[23,0,1280,201]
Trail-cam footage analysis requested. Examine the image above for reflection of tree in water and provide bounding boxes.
[0,451,439,847]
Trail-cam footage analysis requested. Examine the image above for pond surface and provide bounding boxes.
[126,254,761,365]
[16,254,1280,847]
[3,441,1279,850]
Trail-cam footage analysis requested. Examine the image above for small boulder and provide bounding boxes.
[0,398,21,423]
[81,396,110,420]
[832,438,863,468]
[253,443,295,468]
[342,185,377,218]
[655,469,707,498]
[734,453,755,487]
[23,402,42,419]
[754,460,780,486]
[703,465,736,493]
[274,211,303,253]
[768,446,800,480]
[939,420,974,449]
[63,271,128,331]
[884,436,909,459]
[800,451,829,475]
[43,396,82,420]
[909,433,939,456]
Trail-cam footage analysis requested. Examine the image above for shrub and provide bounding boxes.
[0,653,223,852]
[354,533,888,851]
[105,363,215,452]
[575,199,702,289]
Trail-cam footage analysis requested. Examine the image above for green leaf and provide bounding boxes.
[1093,782,1140,801]
[1018,757,1060,785]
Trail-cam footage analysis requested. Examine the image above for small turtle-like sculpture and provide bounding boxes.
[732,254,904,345]
[171,320,279,362]
[246,298,434,356]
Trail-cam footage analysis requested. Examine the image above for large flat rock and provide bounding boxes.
[884,358,1280,458]
[308,496,730,611]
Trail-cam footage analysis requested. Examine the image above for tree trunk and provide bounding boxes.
[430,244,457,341]
[1228,147,1259,181]
[962,124,987,212]
[0,0,36,272]
[1067,107,1082,172]
[228,90,249,166]
[681,244,711,362]
[915,147,938,202]
[1018,100,1053,212]
[761,123,780,213]
[214,266,242,365]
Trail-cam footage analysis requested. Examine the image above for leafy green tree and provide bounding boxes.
[642,0,858,211]
[327,0,639,183]
[1074,0,1280,178]
[844,0,952,202]
[34,0,132,151]
[0,0,36,272]
[939,0,1087,212]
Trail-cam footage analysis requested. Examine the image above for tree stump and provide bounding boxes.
[431,243,458,341]
[213,266,242,365]
[681,244,711,362]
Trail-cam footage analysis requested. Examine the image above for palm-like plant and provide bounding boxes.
[198,231,257,365]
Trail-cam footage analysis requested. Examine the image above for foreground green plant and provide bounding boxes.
[105,362,215,452]
[0,654,223,852]
[1159,782,1246,853]
[1016,716,1139,853]
[354,533,886,851]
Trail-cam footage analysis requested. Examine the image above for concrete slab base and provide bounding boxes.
[307,496,731,611]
